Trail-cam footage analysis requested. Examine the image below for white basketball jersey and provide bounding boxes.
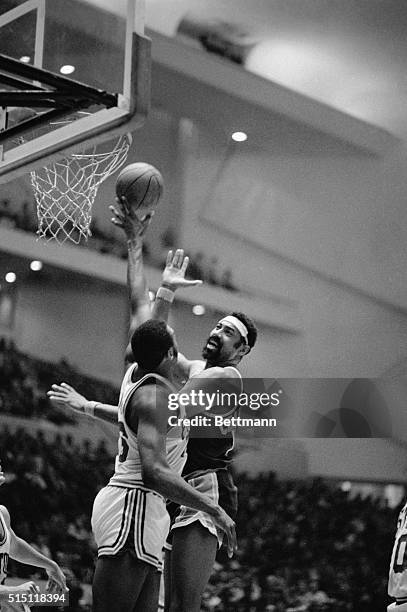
[0,508,10,585]
[109,364,188,488]
[389,501,407,599]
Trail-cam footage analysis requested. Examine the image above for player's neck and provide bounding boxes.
[156,361,174,381]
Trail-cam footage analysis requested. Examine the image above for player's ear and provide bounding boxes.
[238,343,250,358]
[167,346,177,360]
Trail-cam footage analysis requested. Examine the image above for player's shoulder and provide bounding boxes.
[126,381,169,434]
[128,381,169,415]
[203,365,240,379]
[177,353,204,377]
[188,359,206,377]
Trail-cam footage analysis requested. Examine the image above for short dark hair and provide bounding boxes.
[131,320,174,370]
[229,311,257,349]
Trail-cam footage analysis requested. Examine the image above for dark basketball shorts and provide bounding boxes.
[165,468,237,550]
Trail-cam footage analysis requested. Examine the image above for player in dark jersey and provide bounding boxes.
[156,307,257,612]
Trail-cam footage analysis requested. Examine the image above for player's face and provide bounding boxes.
[202,320,246,364]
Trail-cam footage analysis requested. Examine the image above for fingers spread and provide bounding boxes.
[61,383,74,390]
[173,249,184,268]
[186,279,203,286]
[166,250,173,267]
[180,256,189,274]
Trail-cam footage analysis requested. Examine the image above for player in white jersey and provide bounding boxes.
[388,501,407,610]
[92,358,188,565]
[0,464,67,612]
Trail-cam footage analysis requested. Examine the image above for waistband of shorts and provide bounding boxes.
[183,467,230,479]
[106,483,166,501]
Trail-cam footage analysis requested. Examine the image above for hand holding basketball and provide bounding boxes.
[110,198,154,239]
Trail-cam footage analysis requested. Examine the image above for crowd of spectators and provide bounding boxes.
[0,426,110,611]
[0,340,399,611]
[0,337,118,424]
[0,199,237,291]
[203,473,397,611]
[0,429,399,611]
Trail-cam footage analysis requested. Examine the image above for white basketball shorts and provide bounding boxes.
[91,485,170,571]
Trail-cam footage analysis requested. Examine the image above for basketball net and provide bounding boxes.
[30,133,131,244]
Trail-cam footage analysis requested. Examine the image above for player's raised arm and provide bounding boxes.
[110,196,154,365]
[152,249,204,378]
[152,249,202,323]
[129,386,237,558]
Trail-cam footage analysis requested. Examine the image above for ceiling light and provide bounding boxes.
[30,260,43,272]
[192,304,205,316]
[231,131,247,142]
[19,56,31,63]
[60,65,75,75]
[5,272,16,283]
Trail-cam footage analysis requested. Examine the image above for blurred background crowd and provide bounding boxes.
[0,336,117,424]
[0,337,399,611]
[0,200,236,292]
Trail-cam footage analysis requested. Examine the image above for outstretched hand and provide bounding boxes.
[47,383,88,413]
[162,249,203,291]
[109,196,154,239]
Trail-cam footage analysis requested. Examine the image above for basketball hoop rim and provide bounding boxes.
[70,132,132,159]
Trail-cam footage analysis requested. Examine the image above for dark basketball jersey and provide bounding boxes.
[182,366,242,475]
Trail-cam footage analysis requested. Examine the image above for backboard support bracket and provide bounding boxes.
[0,0,150,183]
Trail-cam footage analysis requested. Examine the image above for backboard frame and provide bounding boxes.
[0,0,151,183]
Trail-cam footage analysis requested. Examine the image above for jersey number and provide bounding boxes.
[393,535,407,573]
[118,423,129,463]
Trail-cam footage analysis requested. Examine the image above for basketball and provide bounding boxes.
[115,162,164,210]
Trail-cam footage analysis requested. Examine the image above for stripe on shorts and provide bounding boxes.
[98,489,136,555]
[135,490,161,566]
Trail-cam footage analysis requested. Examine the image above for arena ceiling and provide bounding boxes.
[2,0,407,137]
[144,0,407,136]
